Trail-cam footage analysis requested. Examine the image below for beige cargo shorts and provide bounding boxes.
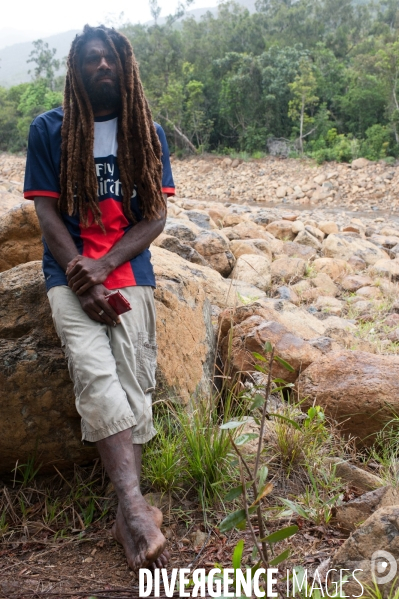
[47,285,157,444]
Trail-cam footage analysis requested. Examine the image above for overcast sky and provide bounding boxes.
[2,0,219,34]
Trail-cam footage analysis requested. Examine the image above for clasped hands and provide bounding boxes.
[66,255,120,326]
[66,254,110,295]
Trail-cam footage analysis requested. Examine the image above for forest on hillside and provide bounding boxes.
[0,0,399,163]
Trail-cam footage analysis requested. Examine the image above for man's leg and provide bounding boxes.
[108,441,169,569]
[47,286,166,569]
[96,429,166,569]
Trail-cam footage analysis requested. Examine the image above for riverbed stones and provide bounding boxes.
[229,254,272,291]
[322,234,389,265]
[191,230,236,276]
[270,257,306,282]
[297,350,399,442]
[0,202,42,273]
[266,220,296,241]
[331,506,399,596]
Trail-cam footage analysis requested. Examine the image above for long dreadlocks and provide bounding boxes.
[59,24,165,228]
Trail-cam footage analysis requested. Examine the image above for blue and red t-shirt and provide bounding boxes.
[23,107,175,291]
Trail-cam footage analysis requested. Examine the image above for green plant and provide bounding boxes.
[363,578,399,599]
[13,455,42,487]
[178,401,237,508]
[280,464,343,526]
[142,407,186,494]
[220,343,298,586]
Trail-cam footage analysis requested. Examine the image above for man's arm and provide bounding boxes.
[34,196,79,270]
[34,197,121,326]
[66,200,167,295]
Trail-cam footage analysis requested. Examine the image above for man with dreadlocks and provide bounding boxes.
[23,25,175,570]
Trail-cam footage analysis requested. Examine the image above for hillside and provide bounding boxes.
[0,0,257,88]
[0,29,79,88]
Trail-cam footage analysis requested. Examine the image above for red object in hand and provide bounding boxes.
[105,291,132,315]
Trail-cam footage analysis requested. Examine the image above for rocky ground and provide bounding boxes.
[1,152,399,597]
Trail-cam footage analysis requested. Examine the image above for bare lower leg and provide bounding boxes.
[96,429,166,569]
[133,444,142,480]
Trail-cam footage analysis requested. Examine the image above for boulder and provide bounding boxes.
[266,220,296,241]
[274,286,299,305]
[152,234,209,266]
[319,221,339,235]
[230,221,271,241]
[219,315,322,384]
[297,350,399,442]
[0,202,42,273]
[311,272,339,296]
[294,229,322,250]
[315,296,343,315]
[334,486,399,533]
[305,224,325,242]
[291,220,304,234]
[331,506,399,596]
[184,209,216,230]
[312,257,353,281]
[229,239,273,262]
[229,255,271,291]
[327,458,384,492]
[322,234,389,265]
[351,157,370,169]
[223,212,250,228]
[164,218,200,243]
[0,252,225,473]
[341,274,374,292]
[270,257,306,282]
[281,241,316,260]
[191,230,236,276]
[371,259,399,280]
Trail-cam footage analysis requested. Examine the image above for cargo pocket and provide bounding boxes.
[137,333,157,394]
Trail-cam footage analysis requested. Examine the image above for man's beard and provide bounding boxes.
[82,71,121,113]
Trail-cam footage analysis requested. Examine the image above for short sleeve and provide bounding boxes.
[23,121,61,200]
[154,123,175,196]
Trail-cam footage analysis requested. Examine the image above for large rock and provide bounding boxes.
[229,239,273,262]
[270,257,306,282]
[297,350,399,442]
[331,506,399,596]
[266,220,296,241]
[230,221,271,241]
[0,202,42,272]
[152,233,209,266]
[163,218,200,243]
[372,259,399,280]
[219,314,322,383]
[334,486,399,533]
[322,234,389,265]
[191,230,236,276]
[312,257,353,281]
[0,252,227,473]
[229,254,271,291]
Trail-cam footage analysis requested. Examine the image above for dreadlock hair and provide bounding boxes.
[60,24,165,228]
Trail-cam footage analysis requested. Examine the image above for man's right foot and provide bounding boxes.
[111,502,169,570]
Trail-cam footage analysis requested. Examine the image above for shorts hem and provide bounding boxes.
[131,426,157,444]
[82,416,137,443]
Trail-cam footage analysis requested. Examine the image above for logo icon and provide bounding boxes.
[371,550,397,585]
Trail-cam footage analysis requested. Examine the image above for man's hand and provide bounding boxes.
[66,255,111,295]
[77,284,121,326]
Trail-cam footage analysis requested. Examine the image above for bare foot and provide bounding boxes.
[112,502,168,570]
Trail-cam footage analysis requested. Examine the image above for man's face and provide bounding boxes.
[80,38,121,113]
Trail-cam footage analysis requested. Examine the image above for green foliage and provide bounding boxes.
[27,39,60,89]
[1,0,399,160]
[17,79,63,140]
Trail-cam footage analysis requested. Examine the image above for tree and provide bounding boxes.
[27,39,60,90]
[375,39,399,143]
[288,58,319,152]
